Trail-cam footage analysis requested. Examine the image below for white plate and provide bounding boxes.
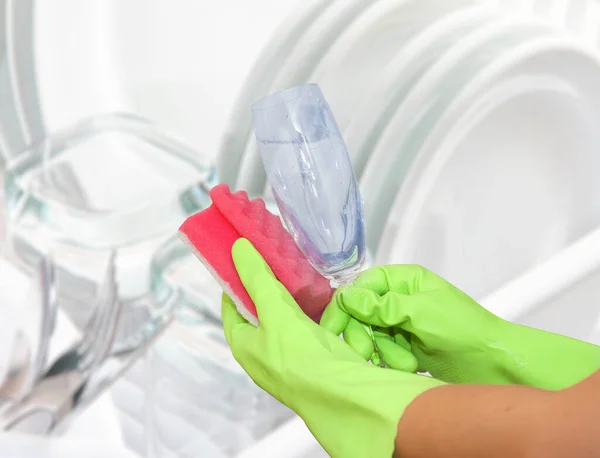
[235,0,375,196]
[343,5,499,179]
[310,0,486,136]
[499,0,600,47]
[497,0,537,17]
[533,0,571,26]
[216,0,329,186]
[380,38,600,298]
[359,17,553,252]
[253,0,496,199]
[567,0,600,46]
[257,5,500,200]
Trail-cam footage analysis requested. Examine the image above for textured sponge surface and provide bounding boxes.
[179,184,335,325]
[179,204,258,325]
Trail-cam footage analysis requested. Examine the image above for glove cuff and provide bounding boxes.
[498,321,600,390]
[288,364,445,457]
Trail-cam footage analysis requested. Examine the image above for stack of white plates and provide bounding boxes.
[370,24,600,298]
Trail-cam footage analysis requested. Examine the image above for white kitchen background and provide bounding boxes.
[0,0,599,457]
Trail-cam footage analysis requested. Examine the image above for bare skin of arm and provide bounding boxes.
[395,370,600,458]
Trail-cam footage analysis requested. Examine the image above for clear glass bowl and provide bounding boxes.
[4,112,216,350]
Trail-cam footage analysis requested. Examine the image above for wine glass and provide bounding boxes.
[252,83,384,366]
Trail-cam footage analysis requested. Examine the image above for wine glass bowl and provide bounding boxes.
[252,83,366,285]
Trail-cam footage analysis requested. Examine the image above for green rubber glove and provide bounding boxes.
[222,239,445,458]
[321,265,600,390]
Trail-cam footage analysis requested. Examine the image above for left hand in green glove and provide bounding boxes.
[321,264,600,390]
[221,239,446,458]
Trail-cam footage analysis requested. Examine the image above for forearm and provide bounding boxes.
[395,370,600,458]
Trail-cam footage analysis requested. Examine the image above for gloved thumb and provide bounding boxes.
[232,238,300,325]
[343,317,374,359]
[374,333,419,373]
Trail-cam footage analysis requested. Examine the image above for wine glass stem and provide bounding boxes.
[363,323,386,368]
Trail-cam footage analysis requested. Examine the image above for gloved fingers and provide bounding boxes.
[232,238,300,324]
[221,293,253,347]
[373,327,395,342]
[353,264,443,295]
[342,318,374,360]
[392,327,412,353]
[320,291,351,335]
[337,286,418,331]
[372,328,418,372]
[375,336,419,373]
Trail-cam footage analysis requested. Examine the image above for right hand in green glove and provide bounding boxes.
[222,240,446,458]
[321,265,600,390]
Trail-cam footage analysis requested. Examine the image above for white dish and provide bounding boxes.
[343,5,499,179]
[571,0,600,47]
[497,0,537,18]
[359,17,553,252]
[257,5,500,200]
[499,0,600,47]
[235,0,375,195]
[380,38,600,298]
[310,0,487,136]
[253,0,497,199]
[534,0,570,26]
[217,0,329,186]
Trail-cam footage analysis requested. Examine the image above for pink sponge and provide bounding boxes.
[179,184,335,326]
